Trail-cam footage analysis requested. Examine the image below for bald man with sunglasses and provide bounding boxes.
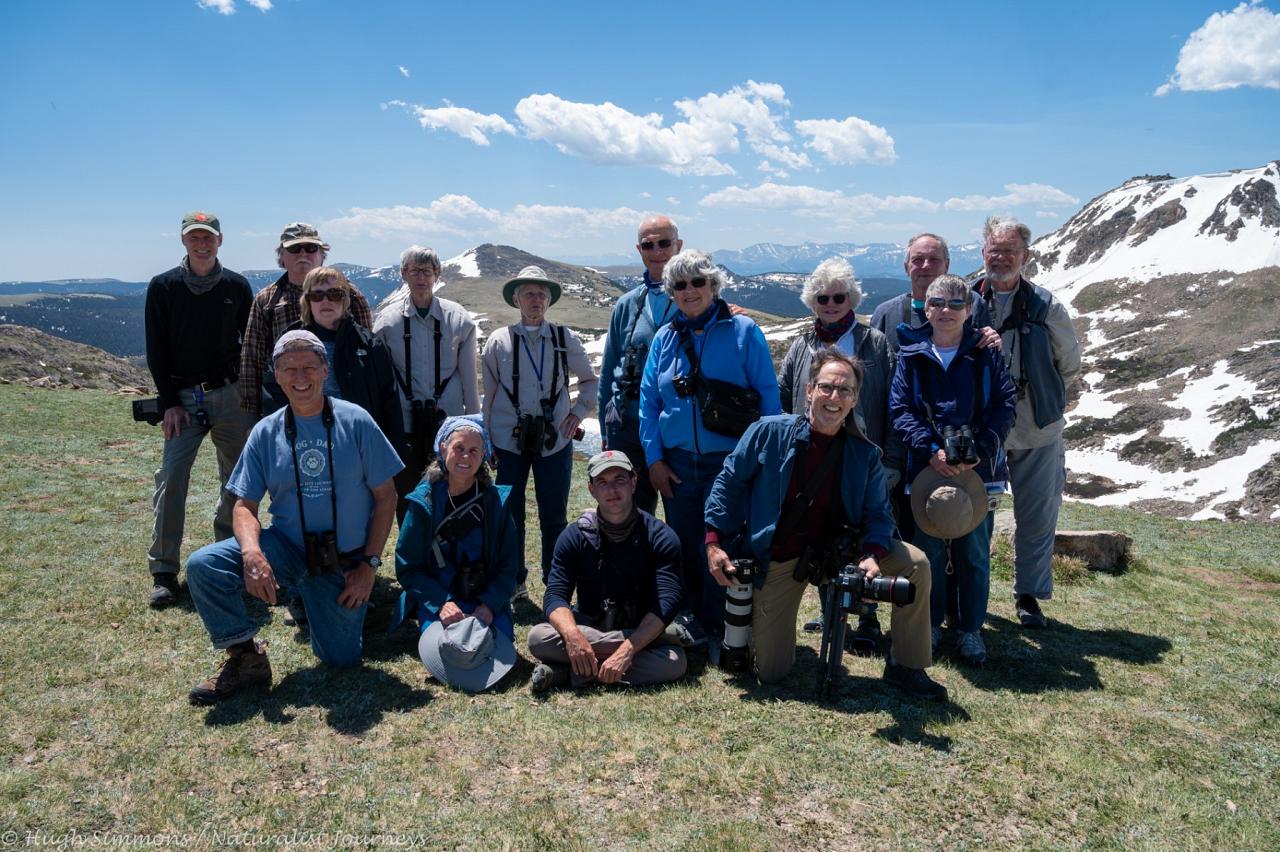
[239,222,373,417]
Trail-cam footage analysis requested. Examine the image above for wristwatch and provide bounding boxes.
[362,555,383,569]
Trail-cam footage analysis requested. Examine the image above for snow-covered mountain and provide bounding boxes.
[1029,162,1280,521]
[714,240,983,277]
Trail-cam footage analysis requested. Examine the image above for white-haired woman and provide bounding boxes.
[638,249,782,642]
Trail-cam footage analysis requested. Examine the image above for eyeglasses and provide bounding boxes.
[926,297,969,311]
[639,239,674,251]
[403,266,436,278]
[305,289,346,303]
[813,382,856,399]
[815,293,848,306]
[671,277,708,292]
[285,244,321,255]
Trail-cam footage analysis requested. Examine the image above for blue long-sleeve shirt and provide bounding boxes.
[638,308,782,465]
[598,272,676,434]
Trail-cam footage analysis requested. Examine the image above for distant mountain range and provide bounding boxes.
[712,240,983,277]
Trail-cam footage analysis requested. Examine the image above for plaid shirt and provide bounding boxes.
[238,273,373,414]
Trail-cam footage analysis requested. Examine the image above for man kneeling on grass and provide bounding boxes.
[527,451,687,692]
[186,331,403,704]
[703,349,946,700]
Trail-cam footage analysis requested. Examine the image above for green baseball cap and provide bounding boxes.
[279,222,328,249]
[181,211,221,236]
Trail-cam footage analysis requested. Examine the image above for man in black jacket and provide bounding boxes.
[526,451,687,692]
[144,211,254,608]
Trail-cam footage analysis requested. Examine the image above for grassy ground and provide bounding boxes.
[1,384,1277,849]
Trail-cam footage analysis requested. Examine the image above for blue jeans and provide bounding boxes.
[186,527,367,667]
[913,511,995,634]
[661,447,729,633]
[604,421,659,515]
[495,443,573,585]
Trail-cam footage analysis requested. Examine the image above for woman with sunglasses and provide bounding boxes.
[889,274,1016,666]
[638,249,781,646]
[777,257,900,649]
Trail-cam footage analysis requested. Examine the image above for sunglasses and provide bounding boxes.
[285,244,321,255]
[815,293,848,306]
[927,297,969,311]
[671,277,708,292]
[639,238,674,251]
[305,289,346,303]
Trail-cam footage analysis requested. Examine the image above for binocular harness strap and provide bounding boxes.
[284,397,339,540]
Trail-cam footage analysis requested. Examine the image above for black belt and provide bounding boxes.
[179,374,237,393]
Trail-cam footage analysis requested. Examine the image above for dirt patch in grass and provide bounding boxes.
[1181,565,1280,594]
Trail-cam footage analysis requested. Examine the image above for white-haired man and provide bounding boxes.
[973,216,1081,629]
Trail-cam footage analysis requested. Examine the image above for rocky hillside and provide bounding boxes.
[0,324,150,390]
[1028,162,1280,521]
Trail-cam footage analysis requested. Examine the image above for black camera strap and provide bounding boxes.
[623,288,673,354]
[284,397,338,539]
[431,487,486,573]
[505,324,570,412]
[919,346,988,436]
[396,312,447,403]
[676,328,706,391]
[774,427,846,551]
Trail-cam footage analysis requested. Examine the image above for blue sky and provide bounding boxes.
[1,0,1277,281]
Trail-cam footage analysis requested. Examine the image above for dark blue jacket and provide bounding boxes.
[704,415,897,587]
[544,509,683,626]
[889,325,1017,490]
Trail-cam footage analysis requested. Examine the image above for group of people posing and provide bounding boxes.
[144,210,1079,703]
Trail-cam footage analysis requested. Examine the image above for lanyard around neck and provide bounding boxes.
[285,399,338,536]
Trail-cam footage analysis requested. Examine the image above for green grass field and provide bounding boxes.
[1,384,1277,849]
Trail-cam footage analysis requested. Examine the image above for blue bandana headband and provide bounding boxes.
[434,414,492,460]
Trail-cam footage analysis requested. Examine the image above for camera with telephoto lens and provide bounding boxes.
[942,424,979,466]
[411,398,445,445]
[304,530,342,576]
[672,372,696,398]
[816,563,915,698]
[513,413,548,458]
[132,397,164,426]
[720,557,757,672]
[618,347,646,399]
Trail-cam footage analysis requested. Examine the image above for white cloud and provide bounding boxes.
[1035,210,1060,219]
[384,100,516,147]
[758,160,790,179]
[1156,1,1280,95]
[699,182,937,219]
[666,196,681,206]
[639,191,652,199]
[197,0,270,12]
[943,182,1079,211]
[321,195,644,245]
[398,66,411,78]
[795,117,897,165]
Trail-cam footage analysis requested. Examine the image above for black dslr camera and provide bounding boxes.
[411,398,445,446]
[672,372,696,398]
[599,597,640,632]
[942,424,979,466]
[453,560,489,602]
[617,346,646,399]
[304,530,342,576]
[817,564,915,699]
[131,397,164,426]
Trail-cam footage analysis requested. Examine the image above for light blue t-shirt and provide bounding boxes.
[227,398,405,553]
[931,343,959,370]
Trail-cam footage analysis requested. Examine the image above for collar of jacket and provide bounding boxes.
[898,322,983,362]
[397,291,443,320]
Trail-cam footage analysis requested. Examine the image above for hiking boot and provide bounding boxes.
[530,662,569,695]
[283,597,307,627]
[512,582,531,603]
[848,616,882,656]
[1016,594,1047,629]
[665,611,708,648]
[883,658,947,701]
[957,631,987,666]
[148,573,180,609]
[188,642,271,705]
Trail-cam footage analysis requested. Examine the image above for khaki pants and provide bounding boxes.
[752,539,932,684]
[527,621,687,687]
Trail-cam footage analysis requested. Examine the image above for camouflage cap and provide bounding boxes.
[181,211,221,236]
[279,222,329,249]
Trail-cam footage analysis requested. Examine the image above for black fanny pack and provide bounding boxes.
[697,377,762,438]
